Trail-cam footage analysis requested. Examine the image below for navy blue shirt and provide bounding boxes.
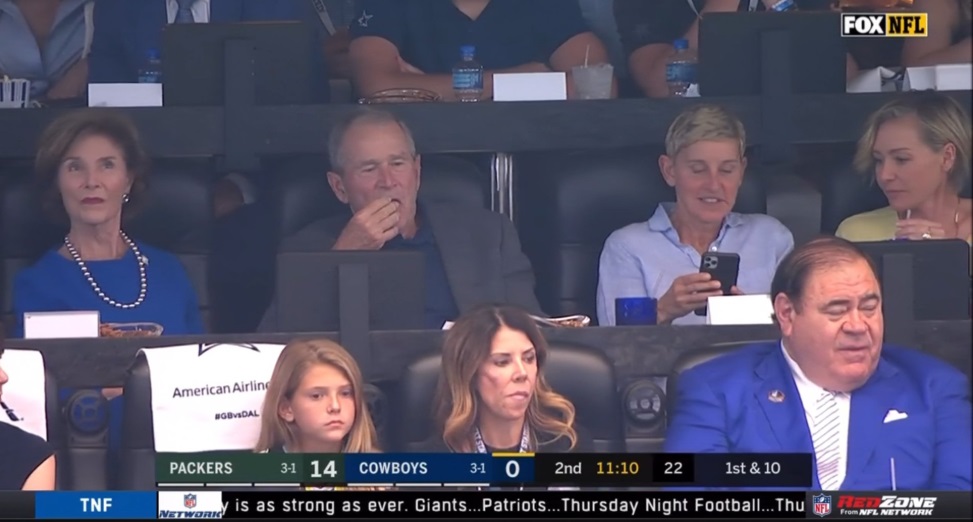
[90,0,330,100]
[382,211,459,329]
[615,0,833,55]
[350,0,590,73]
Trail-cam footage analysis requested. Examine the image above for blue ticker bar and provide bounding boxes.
[35,491,157,519]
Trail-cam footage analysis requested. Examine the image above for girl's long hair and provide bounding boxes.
[255,339,379,453]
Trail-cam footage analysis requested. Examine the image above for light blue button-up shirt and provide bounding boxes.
[0,0,91,98]
[597,202,794,326]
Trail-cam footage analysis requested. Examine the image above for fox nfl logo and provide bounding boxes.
[841,13,928,37]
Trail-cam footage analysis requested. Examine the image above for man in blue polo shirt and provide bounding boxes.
[348,0,613,100]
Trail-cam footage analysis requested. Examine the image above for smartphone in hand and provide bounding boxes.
[695,252,741,316]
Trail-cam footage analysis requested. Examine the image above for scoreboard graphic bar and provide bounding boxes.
[156,453,812,488]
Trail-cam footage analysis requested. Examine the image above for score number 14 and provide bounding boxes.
[310,460,338,478]
[279,460,339,478]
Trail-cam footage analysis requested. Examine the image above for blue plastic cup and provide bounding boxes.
[615,297,658,326]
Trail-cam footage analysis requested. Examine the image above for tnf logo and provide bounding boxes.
[841,13,928,37]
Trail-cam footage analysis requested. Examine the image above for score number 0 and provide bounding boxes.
[309,460,338,479]
[503,460,521,480]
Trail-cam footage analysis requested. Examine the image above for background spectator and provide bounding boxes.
[348,0,613,100]
[0,0,92,101]
[315,0,357,80]
[901,0,972,66]
[89,0,328,101]
[578,0,627,79]
[616,0,852,98]
[0,339,57,491]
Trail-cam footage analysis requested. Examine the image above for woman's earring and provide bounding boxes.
[123,193,130,204]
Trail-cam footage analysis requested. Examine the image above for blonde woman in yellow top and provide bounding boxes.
[836,92,972,244]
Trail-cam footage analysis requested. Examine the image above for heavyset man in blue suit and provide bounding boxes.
[666,236,972,490]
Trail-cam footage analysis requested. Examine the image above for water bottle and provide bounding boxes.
[138,49,163,84]
[665,39,697,97]
[452,45,484,102]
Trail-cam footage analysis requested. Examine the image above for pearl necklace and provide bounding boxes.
[63,231,148,309]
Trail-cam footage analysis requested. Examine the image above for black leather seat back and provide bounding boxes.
[515,148,768,319]
[393,342,625,452]
[0,160,214,329]
[42,366,74,489]
[820,166,894,234]
[273,154,487,239]
[116,353,155,490]
[821,165,973,234]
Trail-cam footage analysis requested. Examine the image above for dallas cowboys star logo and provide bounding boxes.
[357,10,373,27]
[198,343,261,356]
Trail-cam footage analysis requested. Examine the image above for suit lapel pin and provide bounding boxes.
[768,390,785,403]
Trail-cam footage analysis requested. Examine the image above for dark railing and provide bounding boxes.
[7,321,970,388]
[2,92,971,162]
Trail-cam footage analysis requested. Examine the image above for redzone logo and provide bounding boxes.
[837,496,936,516]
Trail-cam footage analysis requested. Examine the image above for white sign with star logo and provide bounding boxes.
[0,349,48,441]
[140,343,286,452]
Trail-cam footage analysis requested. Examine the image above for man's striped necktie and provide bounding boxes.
[175,0,196,23]
[812,391,842,490]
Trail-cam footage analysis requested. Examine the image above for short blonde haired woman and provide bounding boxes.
[597,104,793,326]
[836,92,971,243]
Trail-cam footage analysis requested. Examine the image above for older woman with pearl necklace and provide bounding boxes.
[12,109,204,338]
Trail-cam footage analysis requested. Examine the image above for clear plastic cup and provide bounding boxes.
[571,63,614,100]
[0,78,31,108]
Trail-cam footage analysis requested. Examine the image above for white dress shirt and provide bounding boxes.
[781,342,851,489]
[166,0,210,24]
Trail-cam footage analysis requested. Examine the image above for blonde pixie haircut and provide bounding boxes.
[665,104,747,158]
[854,92,972,192]
[255,339,380,453]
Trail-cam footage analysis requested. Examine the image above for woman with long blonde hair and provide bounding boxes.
[255,339,379,454]
[429,304,591,453]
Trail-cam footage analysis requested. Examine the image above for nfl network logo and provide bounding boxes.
[813,494,832,517]
[841,13,928,37]
[159,491,221,519]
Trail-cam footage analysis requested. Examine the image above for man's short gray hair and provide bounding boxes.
[328,108,417,174]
